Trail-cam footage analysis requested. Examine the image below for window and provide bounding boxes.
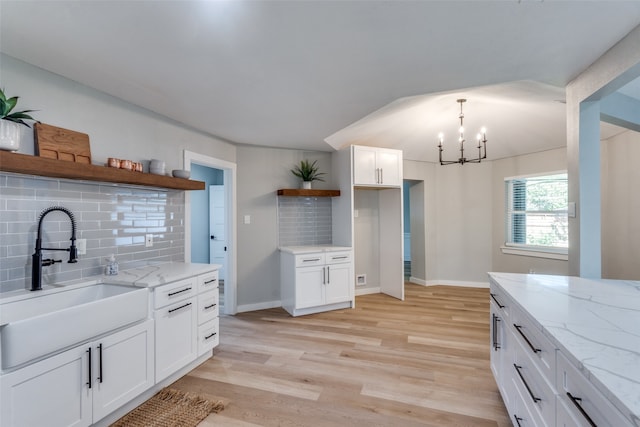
[505,172,568,254]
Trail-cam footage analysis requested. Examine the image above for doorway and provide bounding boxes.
[184,150,237,315]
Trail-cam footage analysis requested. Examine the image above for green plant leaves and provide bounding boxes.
[0,88,37,127]
[291,159,326,182]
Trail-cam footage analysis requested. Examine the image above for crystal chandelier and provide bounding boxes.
[437,99,487,165]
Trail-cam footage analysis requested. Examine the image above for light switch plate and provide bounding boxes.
[145,234,153,247]
[244,215,251,225]
[76,239,87,255]
[568,202,576,218]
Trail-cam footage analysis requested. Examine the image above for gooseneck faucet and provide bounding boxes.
[31,206,78,291]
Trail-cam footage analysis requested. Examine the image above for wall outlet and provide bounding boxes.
[76,239,87,255]
[356,274,367,286]
[145,234,153,247]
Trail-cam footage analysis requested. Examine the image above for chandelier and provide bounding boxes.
[437,99,487,165]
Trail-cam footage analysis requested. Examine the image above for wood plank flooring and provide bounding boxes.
[170,284,511,426]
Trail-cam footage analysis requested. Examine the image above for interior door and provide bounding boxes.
[209,185,226,281]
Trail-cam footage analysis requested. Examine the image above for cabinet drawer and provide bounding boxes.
[510,305,556,385]
[198,318,219,356]
[512,331,556,427]
[325,251,351,264]
[295,253,325,267]
[198,291,219,325]
[489,282,511,320]
[154,278,197,309]
[556,351,632,427]
[198,271,219,293]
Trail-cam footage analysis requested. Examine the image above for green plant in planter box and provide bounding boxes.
[0,88,37,127]
[291,159,325,182]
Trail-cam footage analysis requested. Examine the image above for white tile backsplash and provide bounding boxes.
[0,173,185,292]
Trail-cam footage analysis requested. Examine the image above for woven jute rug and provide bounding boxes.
[110,388,225,427]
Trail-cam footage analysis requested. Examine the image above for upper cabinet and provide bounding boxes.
[352,145,402,187]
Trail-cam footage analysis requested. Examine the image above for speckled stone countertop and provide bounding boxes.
[488,272,640,424]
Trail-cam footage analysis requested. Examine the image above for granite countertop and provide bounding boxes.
[106,262,221,288]
[488,272,640,424]
[279,245,352,254]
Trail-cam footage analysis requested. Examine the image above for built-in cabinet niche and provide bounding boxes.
[332,145,404,300]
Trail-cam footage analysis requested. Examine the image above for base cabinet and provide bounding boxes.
[0,320,154,427]
[281,250,354,316]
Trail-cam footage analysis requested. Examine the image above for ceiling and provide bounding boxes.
[1,1,640,162]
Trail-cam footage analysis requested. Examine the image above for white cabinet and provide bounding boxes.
[352,145,402,187]
[0,320,154,427]
[281,249,354,316]
[154,278,198,383]
[153,270,220,382]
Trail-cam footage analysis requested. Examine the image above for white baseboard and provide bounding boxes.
[355,286,381,296]
[409,276,427,285]
[237,300,282,313]
[412,279,489,289]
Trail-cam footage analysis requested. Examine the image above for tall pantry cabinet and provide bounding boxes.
[332,145,404,300]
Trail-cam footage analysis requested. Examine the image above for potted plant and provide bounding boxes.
[291,159,325,189]
[0,88,37,151]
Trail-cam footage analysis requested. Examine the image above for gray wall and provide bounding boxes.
[236,146,333,309]
[601,129,640,280]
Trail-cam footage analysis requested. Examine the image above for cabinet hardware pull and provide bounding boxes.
[97,343,103,383]
[302,258,321,262]
[168,302,192,314]
[513,415,523,427]
[204,303,217,310]
[86,347,92,389]
[513,364,541,403]
[331,256,348,260]
[205,332,217,340]
[204,279,217,284]
[327,266,330,283]
[514,324,541,353]
[322,266,326,284]
[492,314,501,350]
[168,287,192,297]
[567,392,598,427]
[490,293,505,308]
[380,168,383,184]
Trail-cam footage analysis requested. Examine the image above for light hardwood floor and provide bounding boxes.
[171,284,511,426]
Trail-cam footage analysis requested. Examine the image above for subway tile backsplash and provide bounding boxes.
[0,173,185,292]
[278,196,332,246]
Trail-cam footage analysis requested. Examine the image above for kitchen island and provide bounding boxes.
[489,272,640,426]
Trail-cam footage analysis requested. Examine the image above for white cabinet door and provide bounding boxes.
[295,265,325,309]
[376,148,402,186]
[0,345,91,427]
[92,320,154,422]
[352,146,378,185]
[155,297,197,382]
[324,263,352,305]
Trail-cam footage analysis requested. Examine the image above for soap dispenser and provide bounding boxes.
[105,254,119,276]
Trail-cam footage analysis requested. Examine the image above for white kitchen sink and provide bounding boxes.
[0,283,149,370]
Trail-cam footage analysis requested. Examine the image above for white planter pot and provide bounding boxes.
[302,181,312,189]
[0,120,22,152]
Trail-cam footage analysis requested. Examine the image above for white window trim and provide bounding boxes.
[501,244,568,261]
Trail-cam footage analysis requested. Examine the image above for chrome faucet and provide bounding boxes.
[31,206,78,291]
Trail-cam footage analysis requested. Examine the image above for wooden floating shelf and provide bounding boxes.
[277,189,340,197]
[0,151,205,191]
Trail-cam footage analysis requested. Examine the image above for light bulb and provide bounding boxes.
[459,126,464,134]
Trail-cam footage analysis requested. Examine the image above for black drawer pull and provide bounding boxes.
[567,392,597,427]
[204,303,217,310]
[168,287,192,297]
[492,314,501,350]
[204,279,217,284]
[205,332,217,340]
[168,302,192,314]
[514,364,541,403]
[514,324,541,353]
[513,415,523,427]
[86,347,92,389]
[97,343,103,383]
[490,293,505,308]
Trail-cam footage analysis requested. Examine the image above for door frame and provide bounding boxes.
[184,150,237,315]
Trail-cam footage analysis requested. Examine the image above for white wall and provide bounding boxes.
[1,54,236,168]
[601,129,640,280]
[491,148,569,275]
[353,189,380,291]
